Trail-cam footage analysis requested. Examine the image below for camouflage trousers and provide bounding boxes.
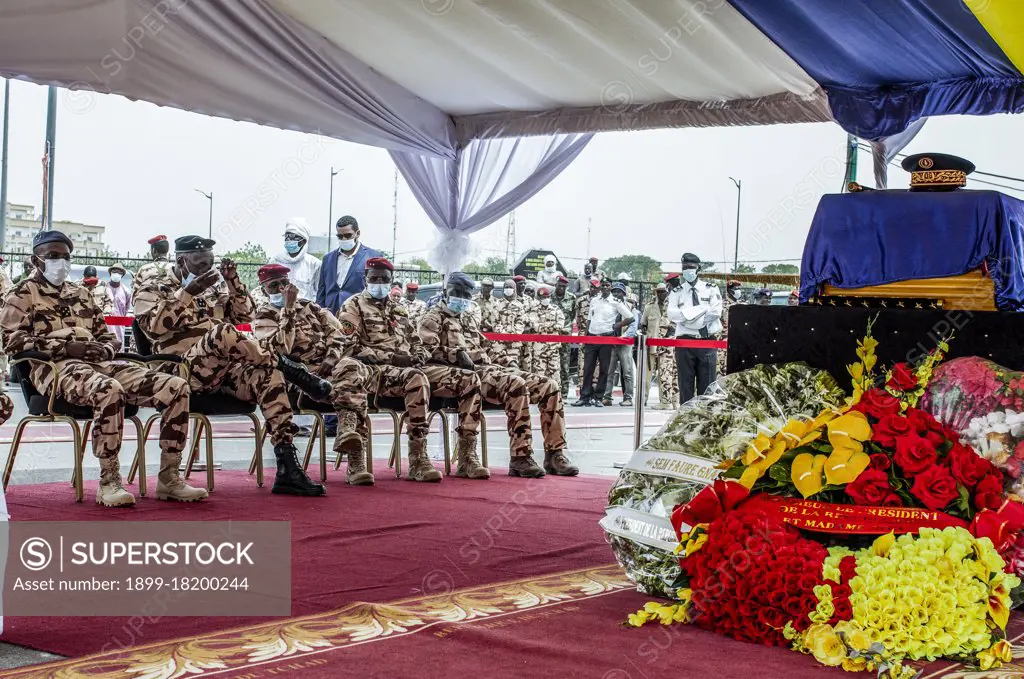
[658,346,679,408]
[518,343,534,374]
[180,324,296,446]
[531,343,560,383]
[487,342,517,369]
[325,358,371,452]
[42,360,189,460]
[369,364,430,440]
[420,364,482,438]
[477,365,566,456]
[0,391,13,427]
[558,345,571,398]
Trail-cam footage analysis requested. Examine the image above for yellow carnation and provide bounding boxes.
[803,624,848,667]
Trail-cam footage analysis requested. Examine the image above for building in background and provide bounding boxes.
[2,202,107,256]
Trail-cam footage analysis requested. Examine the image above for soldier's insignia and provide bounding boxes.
[918,157,934,169]
[56,305,71,318]
[340,319,355,336]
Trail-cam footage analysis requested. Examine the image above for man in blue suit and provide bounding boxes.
[317,215,385,314]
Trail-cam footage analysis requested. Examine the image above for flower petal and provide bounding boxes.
[792,453,827,498]
[824,447,871,485]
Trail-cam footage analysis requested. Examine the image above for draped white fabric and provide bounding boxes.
[391,134,593,274]
[870,119,928,189]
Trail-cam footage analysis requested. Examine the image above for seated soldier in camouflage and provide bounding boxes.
[418,272,579,478]
[133,235,325,497]
[251,264,374,486]
[0,231,206,506]
[339,258,484,482]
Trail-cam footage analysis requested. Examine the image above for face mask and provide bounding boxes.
[367,283,389,300]
[503,288,515,297]
[545,264,555,272]
[448,297,471,314]
[269,293,285,308]
[42,259,71,286]
[284,241,302,255]
[540,298,551,306]
[179,262,195,289]
[82,277,98,288]
[682,269,698,283]
[338,238,356,252]
[109,273,123,284]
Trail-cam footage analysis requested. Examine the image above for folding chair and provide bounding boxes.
[2,351,144,502]
[126,320,266,494]
[390,397,453,478]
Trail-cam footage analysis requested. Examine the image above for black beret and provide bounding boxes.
[901,153,975,192]
[32,230,74,252]
[174,235,216,252]
[446,271,475,293]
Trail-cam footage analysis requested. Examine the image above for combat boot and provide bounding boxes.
[544,451,580,477]
[155,451,209,502]
[96,457,136,507]
[455,435,490,480]
[277,356,332,402]
[508,454,546,478]
[407,437,442,483]
[272,442,326,496]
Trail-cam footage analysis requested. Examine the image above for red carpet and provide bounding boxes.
[0,470,614,658]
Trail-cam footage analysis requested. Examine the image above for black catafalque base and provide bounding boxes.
[727,305,1024,380]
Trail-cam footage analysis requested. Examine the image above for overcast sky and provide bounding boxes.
[3,78,1023,271]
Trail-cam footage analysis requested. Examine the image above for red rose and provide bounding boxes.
[845,470,895,506]
[868,454,892,471]
[880,493,904,507]
[893,435,937,476]
[942,426,962,444]
[832,597,853,622]
[974,473,1005,512]
[872,414,913,448]
[910,465,960,510]
[888,363,919,391]
[948,443,988,489]
[924,429,947,447]
[838,556,858,583]
[907,408,940,434]
[852,388,902,419]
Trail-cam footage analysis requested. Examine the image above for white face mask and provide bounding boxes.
[682,269,698,283]
[109,273,123,284]
[540,298,551,306]
[339,238,356,252]
[269,292,285,308]
[545,264,555,272]
[41,259,71,286]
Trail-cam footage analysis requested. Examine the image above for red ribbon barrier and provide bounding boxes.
[482,333,634,345]
[105,316,252,332]
[647,338,727,349]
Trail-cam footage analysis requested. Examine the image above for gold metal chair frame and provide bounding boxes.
[2,356,145,503]
[387,405,489,478]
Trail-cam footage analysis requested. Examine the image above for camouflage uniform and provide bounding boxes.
[419,301,575,476]
[517,294,540,373]
[551,291,576,397]
[492,296,527,370]
[0,272,196,506]
[717,297,734,378]
[657,309,679,409]
[0,269,11,377]
[575,294,597,390]
[133,267,298,447]
[401,297,427,328]
[133,259,174,292]
[252,299,373,483]
[338,291,483,481]
[85,281,111,315]
[528,301,565,380]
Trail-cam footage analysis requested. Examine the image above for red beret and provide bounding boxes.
[513,275,526,282]
[365,257,393,271]
[406,282,419,290]
[589,257,598,263]
[257,263,290,283]
[664,272,680,282]
[589,279,601,289]
[557,275,569,284]
[147,235,168,245]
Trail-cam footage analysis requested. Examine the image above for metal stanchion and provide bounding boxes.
[633,333,646,451]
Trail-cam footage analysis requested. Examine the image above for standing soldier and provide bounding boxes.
[419,273,578,477]
[639,283,667,406]
[551,276,576,398]
[473,278,496,330]
[512,276,536,373]
[134,235,174,290]
[402,282,427,328]
[338,258,484,482]
[133,235,327,497]
[666,253,722,404]
[493,279,526,370]
[81,265,111,314]
[0,231,206,506]
[252,264,374,486]
[530,287,566,380]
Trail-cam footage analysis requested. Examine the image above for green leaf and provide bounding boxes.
[769,460,794,485]
[955,483,970,514]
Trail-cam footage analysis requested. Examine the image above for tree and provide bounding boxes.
[222,242,268,263]
[399,257,431,271]
[732,263,757,274]
[761,263,799,275]
[602,254,663,282]
[463,256,510,276]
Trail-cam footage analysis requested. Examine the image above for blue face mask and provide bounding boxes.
[682,269,698,283]
[180,262,195,289]
[448,297,471,314]
[367,283,390,300]
[269,293,285,308]
[284,240,301,255]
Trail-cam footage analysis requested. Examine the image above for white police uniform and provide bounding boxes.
[666,276,723,403]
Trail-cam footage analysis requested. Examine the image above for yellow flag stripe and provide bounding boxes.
[965,0,1024,73]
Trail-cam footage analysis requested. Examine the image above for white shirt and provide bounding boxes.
[666,279,723,337]
[587,295,635,335]
[536,268,561,286]
[335,242,361,289]
[271,245,321,301]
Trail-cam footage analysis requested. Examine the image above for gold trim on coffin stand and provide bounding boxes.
[822,268,996,312]
[0,565,632,679]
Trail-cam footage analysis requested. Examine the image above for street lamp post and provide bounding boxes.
[327,166,341,252]
[194,189,213,238]
[728,177,742,272]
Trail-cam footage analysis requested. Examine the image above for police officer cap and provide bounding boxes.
[175,235,215,252]
[754,288,773,299]
[901,153,975,192]
[446,271,475,294]
[681,253,701,267]
[611,282,627,293]
[32,230,74,252]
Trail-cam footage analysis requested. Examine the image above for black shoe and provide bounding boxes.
[593,400,604,408]
[277,356,332,402]
[571,398,591,407]
[272,443,326,496]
